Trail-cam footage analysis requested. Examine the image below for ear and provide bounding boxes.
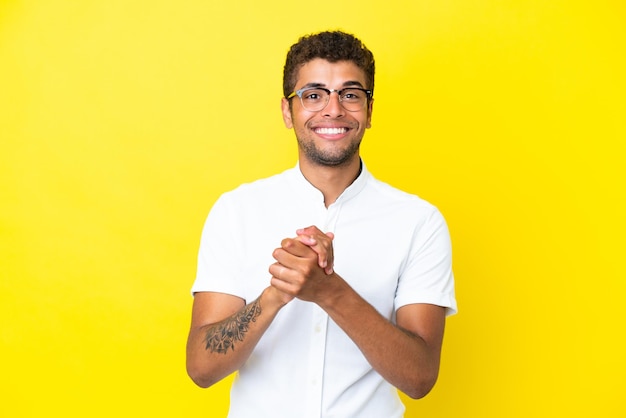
[366,98,374,129]
[281,97,293,129]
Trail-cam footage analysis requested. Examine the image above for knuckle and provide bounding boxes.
[282,238,295,249]
[301,265,314,277]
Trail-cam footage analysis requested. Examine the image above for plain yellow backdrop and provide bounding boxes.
[1,1,624,417]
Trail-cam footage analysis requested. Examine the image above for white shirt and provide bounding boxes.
[192,163,457,418]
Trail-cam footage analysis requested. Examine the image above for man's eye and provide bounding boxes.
[341,90,362,100]
[304,93,320,100]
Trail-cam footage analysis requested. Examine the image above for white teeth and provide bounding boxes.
[315,127,347,134]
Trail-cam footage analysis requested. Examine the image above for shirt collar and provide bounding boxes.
[287,160,370,206]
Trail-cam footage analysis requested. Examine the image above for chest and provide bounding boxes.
[236,202,415,317]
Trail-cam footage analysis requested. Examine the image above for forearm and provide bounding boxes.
[270,233,445,397]
[186,287,285,388]
[319,279,443,399]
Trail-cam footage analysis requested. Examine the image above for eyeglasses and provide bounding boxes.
[287,87,373,112]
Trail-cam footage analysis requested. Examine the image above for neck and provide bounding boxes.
[299,157,362,207]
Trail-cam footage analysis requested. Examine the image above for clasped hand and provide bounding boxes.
[269,226,335,303]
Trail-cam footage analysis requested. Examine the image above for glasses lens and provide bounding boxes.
[339,89,368,111]
[300,88,329,111]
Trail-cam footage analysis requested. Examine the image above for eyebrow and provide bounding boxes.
[298,80,366,90]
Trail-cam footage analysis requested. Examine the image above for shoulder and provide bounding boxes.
[363,173,440,214]
[352,171,451,239]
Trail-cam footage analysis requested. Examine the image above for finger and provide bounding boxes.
[268,262,287,280]
[322,232,334,273]
[269,275,298,296]
[273,245,318,275]
[296,229,334,274]
[298,237,328,269]
[280,238,316,258]
[296,225,324,235]
[293,234,322,262]
[296,234,317,246]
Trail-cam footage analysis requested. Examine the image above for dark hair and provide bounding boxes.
[282,30,375,98]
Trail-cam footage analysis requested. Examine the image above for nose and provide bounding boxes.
[322,91,344,116]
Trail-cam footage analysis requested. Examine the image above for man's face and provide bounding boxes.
[281,58,373,167]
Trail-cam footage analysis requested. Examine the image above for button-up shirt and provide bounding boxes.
[192,162,457,418]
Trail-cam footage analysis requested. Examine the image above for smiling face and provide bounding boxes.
[281,58,373,168]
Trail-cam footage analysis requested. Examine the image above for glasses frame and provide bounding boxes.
[286,87,373,112]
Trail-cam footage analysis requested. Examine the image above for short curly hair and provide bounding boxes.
[282,30,375,99]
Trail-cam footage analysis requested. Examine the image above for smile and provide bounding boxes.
[314,127,348,135]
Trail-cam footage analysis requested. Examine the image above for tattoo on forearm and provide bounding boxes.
[203,298,262,354]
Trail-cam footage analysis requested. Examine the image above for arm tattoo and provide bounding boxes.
[203,298,262,354]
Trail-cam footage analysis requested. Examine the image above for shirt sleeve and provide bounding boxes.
[394,207,457,316]
[191,192,245,298]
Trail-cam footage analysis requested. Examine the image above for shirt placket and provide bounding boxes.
[303,202,342,418]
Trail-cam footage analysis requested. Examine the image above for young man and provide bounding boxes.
[186,31,457,418]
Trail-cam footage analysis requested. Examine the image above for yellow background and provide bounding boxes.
[1,1,624,417]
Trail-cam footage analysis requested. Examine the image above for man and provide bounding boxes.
[186,30,457,418]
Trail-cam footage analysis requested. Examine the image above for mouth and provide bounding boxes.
[313,127,349,135]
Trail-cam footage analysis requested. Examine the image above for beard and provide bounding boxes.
[296,136,362,167]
